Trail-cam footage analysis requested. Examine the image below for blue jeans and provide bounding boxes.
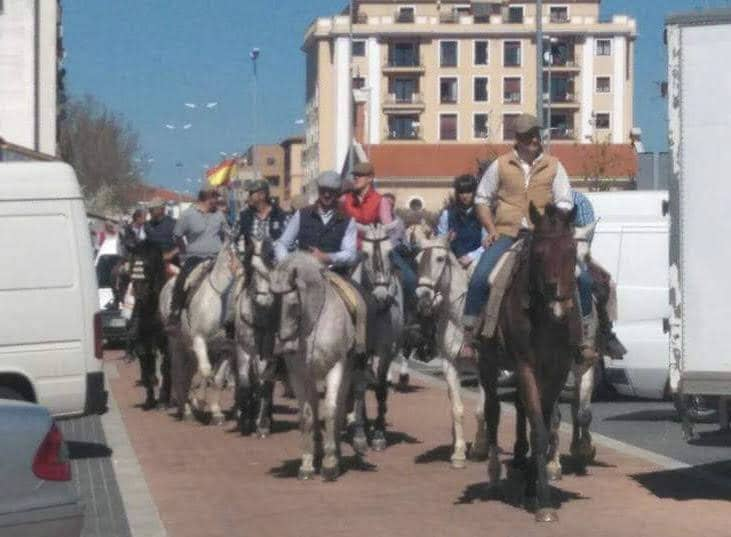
[464,236,516,318]
[577,263,594,317]
[390,248,417,306]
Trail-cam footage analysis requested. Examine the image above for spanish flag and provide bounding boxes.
[206,159,235,187]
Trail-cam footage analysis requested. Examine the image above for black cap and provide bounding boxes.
[453,174,477,194]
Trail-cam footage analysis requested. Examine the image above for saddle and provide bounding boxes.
[323,271,360,322]
[481,238,527,339]
[182,259,215,309]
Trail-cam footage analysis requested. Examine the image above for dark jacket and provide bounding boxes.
[144,216,177,252]
[237,205,288,243]
[448,205,483,258]
[297,205,350,254]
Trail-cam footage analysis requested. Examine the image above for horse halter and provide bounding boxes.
[360,234,391,290]
[531,230,577,305]
[415,244,451,308]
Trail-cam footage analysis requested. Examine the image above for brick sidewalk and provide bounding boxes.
[109,354,729,537]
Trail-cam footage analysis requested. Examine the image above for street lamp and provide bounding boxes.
[543,36,559,151]
[250,47,261,180]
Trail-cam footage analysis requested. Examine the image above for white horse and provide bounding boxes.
[159,240,243,425]
[270,252,355,481]
[351,223,405,453]
[413,235,489,469]
[233,237,279,437]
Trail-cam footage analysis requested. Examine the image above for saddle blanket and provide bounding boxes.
[481,239,526,339]
[323,271,360,321]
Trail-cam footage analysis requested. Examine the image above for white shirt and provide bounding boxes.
[475,151,574,229]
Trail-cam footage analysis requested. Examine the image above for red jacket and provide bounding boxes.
[341,187,382,225]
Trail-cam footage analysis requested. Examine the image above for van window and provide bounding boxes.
[0,214,75,290]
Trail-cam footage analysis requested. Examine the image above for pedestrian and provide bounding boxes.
[144,197,178,263]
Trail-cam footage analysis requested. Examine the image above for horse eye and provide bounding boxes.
[436,256,446,263]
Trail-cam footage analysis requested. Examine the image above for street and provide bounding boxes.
[61,352,730,537]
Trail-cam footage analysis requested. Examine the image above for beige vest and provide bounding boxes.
[494,152,558,238]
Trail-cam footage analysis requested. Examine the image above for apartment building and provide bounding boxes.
[0,0,61,155]
[303,0,638,206]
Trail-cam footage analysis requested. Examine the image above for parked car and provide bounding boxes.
[0,399,83,537]
[0,161,106,417]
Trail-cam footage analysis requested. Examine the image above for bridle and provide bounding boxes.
[530,230,577,307]
[360,234,392,292]
[414,243,452,310]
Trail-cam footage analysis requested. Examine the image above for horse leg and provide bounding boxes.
[571,364,596,471]
[256,377,275,438]
[286,356,316,481]
[158,335,172,408]
[139,338,157,410]
[321,361,345,481]
[208,357,229,426]
[191,334,213,378]
[350,366,369,455]
[478,344,502,488]
[442,358,467,469]
[234,345,254,435]
[470,383,489,461]
[371,355,391,452]
[546,401,563,481]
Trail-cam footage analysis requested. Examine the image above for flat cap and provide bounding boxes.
[513,113,541,135]
[148,196,165,209]
[316,170,342,191]
[352,161,374,176]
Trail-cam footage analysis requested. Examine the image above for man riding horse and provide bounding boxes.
[437,174,485,270]
[237,179,289,245]
[144,197,178,264]
[460,113,589,358]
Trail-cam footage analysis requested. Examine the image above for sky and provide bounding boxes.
[62,0,731,191]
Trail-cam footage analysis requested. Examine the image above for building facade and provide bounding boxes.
[303,0,637,193]
[0,0,61,155]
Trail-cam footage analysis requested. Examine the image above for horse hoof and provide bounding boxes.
[535,508,559,523]
[211,414,225,426]
[352,435,369,455]
[181,411,195,423]
[507,465,526,483]
[371,436,387,452]
[546,462,563,482]
[469,446,489,462]
[398,374,410,389]
[451,457,467,470]
[321,465,340,482]
[257,429,270,439]
[298,468,315,481]
[142,398,157,411]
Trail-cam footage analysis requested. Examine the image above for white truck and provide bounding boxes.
[666,9,731,433]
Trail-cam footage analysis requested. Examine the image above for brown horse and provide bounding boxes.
[478,202,579,523]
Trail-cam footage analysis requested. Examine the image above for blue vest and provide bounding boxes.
[297,206,350,253]
[238,205,288,242]
[447,206,482,258]
[143,216,177,252]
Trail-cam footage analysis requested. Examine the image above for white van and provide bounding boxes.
[0,162,106,417]
[587,191,671,399]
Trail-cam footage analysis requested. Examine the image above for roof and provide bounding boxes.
[124,184,195,204]
[280,135,305,147]
[365,143,638,179]
[666,8,731,26]
[0,162,82,200]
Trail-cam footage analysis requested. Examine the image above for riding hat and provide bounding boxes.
[316,170,343,191]
[453,174,478,194]
[352,162,374,177]
[148,196,166,209]
[513,113,542,135]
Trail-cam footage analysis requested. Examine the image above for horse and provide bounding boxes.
[350,223,405,453]
[159,239,244,425]
[413,235,489,469]
[478,203,579,523]
[270,252,355,481]
[233,236,280,437]
[126,240,171,410]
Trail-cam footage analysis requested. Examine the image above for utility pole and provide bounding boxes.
[250,47,261,180]
[348,0,355,180]
[536,0,544,128]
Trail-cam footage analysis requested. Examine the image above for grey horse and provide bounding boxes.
[270,252,355,482]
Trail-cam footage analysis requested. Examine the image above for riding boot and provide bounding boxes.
[578,314,599,369]
[596,301,627,361]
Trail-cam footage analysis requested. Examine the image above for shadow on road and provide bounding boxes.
[688,429,731,448]
[268,455,378,479]
[383,429,422,446]
[455,478,587,510]
[558,454,617,476]
[67,441,113,460]
[631,461,731,501]
[414,444,453,464]
[604,409,680,423]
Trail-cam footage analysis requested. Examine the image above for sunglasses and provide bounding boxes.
[318,188,339,196]
[516,129,541,142]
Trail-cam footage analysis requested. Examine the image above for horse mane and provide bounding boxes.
[276,251,326,337]
[280,251,325,283]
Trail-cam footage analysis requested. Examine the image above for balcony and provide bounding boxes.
[383,93,425,110]
[504,92,522,105]
[550,12,570,24]
[352,12,367,24]
[385,125,421,141]
[439,12,458,24]
[395,10,415,23]
[550,127,576,140]
[383,56,425,74]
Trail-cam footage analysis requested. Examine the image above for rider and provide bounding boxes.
[236,179,289,244]
[460,113,578,359]
[166,189,230,329]
[143,197,179,263]
[437,174,485,269]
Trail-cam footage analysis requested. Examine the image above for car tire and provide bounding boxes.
[0,386,26,401]
[674,394,718,424]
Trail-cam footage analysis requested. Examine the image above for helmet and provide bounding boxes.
[453,174,477,194]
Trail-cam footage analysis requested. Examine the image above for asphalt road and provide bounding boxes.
[410,360,731,469]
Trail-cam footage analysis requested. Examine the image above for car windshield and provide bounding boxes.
[96,254,123,288]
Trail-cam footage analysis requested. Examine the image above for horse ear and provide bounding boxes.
[529,202,542,226]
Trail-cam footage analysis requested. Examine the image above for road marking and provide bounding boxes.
[101,361,168,537]
[408,365,731,491]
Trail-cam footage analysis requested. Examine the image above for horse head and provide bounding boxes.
[247,236,277,310]
[406,223,433,249]
[357,222,396,306]
[214,237,245,282]
[413,235,452,317]
[529,202,578,321]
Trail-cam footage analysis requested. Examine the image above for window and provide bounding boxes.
[596,76,611,93]
[508,6,524,23]
[397,6,415,23]
[474,113,489,139]
[595,113,611,129]
[440,41,458,67]
[388,115,419,139]
[352,41,366,57]
[474,77,489,102]
[455,5,471,17]
[550,6,569,23]
[474,41,489,65]
[503,77,522,104]
[596,39,612,56]
[392,78,417,102]
[504,41,522,67]
[353,76,366,90]
[266,157,276,166]
[440,114,458,140]
[503,114,521,141]
[440,77,458,104]
[390,42,419,67]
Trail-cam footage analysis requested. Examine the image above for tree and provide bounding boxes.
[58,95,146,214]
[576,137,616,192]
